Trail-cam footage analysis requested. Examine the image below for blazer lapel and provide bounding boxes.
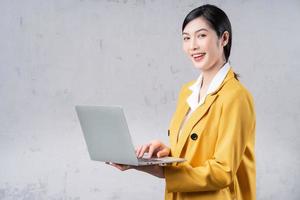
[169,92,191,151]
[173,94,219,157]
[171,68,236,157]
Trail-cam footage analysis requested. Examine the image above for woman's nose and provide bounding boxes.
[189,38,199,50]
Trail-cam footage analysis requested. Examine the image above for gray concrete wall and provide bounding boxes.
[0,0,299,199]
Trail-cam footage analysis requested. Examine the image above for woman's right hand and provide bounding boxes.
[135,140,170,158]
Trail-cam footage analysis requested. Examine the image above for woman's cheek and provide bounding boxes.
[182,44,189,56]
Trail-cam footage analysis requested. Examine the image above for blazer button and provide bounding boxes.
[191,133,198,140]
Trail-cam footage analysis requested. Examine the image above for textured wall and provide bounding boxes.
[0,0,299,199]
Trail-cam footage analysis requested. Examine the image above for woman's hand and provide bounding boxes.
[105,162,132,171]
[106,140,170,178]
[135,140,170,158]
[106,162,165,178]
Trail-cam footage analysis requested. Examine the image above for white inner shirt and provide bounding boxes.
[177,62,231,139]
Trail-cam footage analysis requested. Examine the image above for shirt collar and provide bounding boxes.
[187,62,231,111]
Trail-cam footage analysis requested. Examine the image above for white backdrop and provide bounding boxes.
[0,0,299,199]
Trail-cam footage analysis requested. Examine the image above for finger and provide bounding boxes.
[157,148,170,158]
[148,144,155,158]
[138,144,148,158]
[138,144,150,158]
[135,146,142,157]
[148,142,160,158]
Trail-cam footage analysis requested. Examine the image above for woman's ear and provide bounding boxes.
[221,31,230,47]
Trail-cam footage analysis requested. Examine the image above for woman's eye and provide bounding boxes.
[198,34,207,38]
[183,37,190,41]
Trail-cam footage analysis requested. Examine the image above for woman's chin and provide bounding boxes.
[192,62,205,70]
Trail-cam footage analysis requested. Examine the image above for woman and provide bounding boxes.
[110,4,256,200]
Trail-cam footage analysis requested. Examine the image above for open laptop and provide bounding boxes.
[75,105,185,166]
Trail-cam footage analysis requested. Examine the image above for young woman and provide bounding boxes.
[110,4,256,200]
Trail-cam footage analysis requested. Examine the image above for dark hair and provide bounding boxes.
[182,4,232,62]
[182,4,239,79]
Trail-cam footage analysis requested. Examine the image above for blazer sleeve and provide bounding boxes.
[164,90,255,192]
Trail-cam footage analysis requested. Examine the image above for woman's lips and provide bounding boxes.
[192,53,205,62]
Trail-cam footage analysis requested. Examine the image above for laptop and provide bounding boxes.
[75,105,185,166]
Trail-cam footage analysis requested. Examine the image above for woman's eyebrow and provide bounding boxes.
[182,28,209,35]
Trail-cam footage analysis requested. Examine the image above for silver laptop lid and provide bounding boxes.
[75,105,139,166]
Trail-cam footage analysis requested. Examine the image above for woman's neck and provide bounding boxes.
[201,60,226,89]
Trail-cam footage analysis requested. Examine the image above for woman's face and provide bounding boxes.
[182,17,227,71]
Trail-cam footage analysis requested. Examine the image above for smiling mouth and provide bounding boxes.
[191,53,206,62]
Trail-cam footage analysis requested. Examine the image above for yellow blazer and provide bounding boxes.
[164,68,256,200]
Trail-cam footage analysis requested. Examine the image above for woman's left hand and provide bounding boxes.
[105,162,132,171]
[106,162,165,178]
